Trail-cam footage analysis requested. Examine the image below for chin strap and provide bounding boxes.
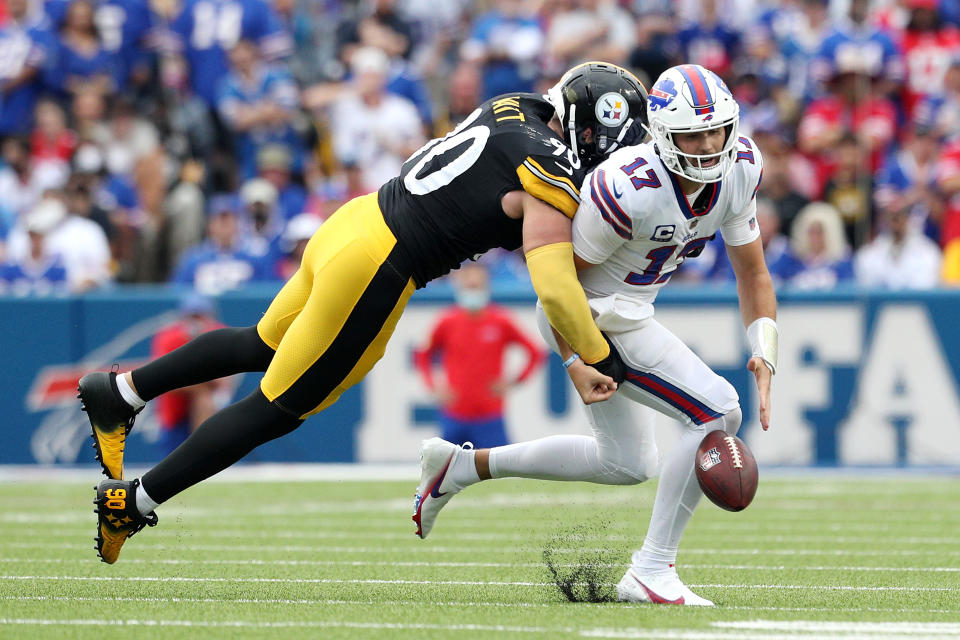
[566,103,579,161]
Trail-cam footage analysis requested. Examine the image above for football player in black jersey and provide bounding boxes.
[77,62,648,564]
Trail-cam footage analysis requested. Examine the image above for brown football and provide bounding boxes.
[695,430,758,512]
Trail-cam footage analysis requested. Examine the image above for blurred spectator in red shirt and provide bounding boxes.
[898,0,960,118]
[415,261,544,448]
[30,98,75,171]
[151,294,229,455]
[937,136,960,246]
[797,56,897,196]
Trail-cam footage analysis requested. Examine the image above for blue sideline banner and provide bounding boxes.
[3,285,959,467]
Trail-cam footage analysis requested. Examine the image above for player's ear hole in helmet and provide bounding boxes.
[546,62,649,170]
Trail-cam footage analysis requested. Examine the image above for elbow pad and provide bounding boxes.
[526,242,609,363]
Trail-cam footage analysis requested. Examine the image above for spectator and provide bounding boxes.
[415,261,544,449]
[789,202,855,289]
[238,177,283,271]
[898,0,960,118]
[939,135,960,246]
[757,134,811,236]
[855,199,942,289]
[217,38,302,180]
[460,0,544,100]
[69,84,106,142]
[167,0,292,107]
[822,133,874,247]
[336,0,415,64]
[170,194,271,295]
[30,98,76,179]
[0,136,61,221]
[675,0,740,78]
[150,293,230,455]
[0,0,56,136]
[6,196,111,291]
[0,200,69,296]
[874,121,943,242]
[274,211,322,280]
[329,46,425,195]
[157,159,207,279]
[797,55,898,196]
[628,2,678,84]
[916,57,960,141]
[256,144,307,222]
[545,0,636,74]
[432,61,482,136]
[53,0,121,96]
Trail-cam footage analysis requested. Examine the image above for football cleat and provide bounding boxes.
[412,437,468,539]
[78,371,141,480]
[616,567,714,606]
[94,478,157,564]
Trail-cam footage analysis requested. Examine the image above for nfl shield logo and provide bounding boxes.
[699,447,722,472]
[749,217,756,231]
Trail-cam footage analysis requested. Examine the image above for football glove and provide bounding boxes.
[586,334,626,383]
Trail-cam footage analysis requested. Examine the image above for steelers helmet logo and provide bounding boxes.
[595,92,628,127]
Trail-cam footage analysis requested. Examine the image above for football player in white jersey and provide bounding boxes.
[413,64,777,607]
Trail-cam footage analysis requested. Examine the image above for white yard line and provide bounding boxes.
[1,557,958,573]
[0,595,956,615]
[4,541,960,557]
[714,621,960,635]
[0,575,956,591]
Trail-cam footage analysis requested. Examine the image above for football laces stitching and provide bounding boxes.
[724,435,743,469]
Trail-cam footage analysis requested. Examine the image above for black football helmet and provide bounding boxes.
[546,62,649,169]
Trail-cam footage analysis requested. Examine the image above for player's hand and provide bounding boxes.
[567,361,617,405]
[747,356,772,431]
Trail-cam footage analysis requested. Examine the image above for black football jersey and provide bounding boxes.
[378,93,586,287]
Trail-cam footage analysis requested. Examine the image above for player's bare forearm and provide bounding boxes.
[727,238,777,326]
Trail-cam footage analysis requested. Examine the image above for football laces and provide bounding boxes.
[723,435,743,469]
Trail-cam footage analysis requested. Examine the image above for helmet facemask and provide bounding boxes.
[652,116,739,183]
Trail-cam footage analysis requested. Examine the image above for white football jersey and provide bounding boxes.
[573,136,763,307]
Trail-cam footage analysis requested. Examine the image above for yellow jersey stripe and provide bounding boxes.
[517,164,580,219]
[524,157,581,196]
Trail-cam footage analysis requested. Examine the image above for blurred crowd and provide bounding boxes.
[2,0,960,296]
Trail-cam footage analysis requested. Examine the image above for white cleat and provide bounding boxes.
[616,567,714,606]
[412,437,466,539]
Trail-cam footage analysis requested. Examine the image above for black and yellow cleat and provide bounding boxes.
[94,478,157,564]
[78,372,141,480]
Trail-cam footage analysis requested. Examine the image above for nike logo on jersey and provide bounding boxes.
[612,182,623,198]
[555,163,574,176]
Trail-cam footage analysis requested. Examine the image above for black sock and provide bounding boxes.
[131,326,274,402]
[141,389,302,503]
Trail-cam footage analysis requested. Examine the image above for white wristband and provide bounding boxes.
[562,353,581,369]
[747,317,778,375]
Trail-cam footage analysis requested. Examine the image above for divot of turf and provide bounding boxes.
[542,521,625,603]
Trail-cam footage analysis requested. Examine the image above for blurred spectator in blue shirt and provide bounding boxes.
[675,0,740,78]
[167,0,292,107]
[460,0,544,100]
[217,38,302,179]
[0,0,56,136]
[255,143,306,222]
[171,194,271,294]
[813,0,903,96]
[544,0,636,76]
[874,120,943,243]
[628,3,678,86]
[915,58,960,141]
[788,202,855,289]
[0,197,68,296]
[53,0,122,96]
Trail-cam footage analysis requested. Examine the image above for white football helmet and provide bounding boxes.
[646,64,740,183]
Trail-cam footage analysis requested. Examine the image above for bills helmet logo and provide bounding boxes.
[648,77,678,111]
[595,92,628,127]
[699,447,722,472]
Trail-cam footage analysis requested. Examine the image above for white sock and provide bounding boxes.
[488,435,605,481]
[448,446,480,491]
[136,479,159,516]
[115,373,145,410]
[634,426,706,573]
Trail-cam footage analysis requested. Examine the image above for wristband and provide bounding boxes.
[562,353,581,369]
[747,317,778,375]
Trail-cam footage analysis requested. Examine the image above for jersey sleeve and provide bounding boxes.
[515,151,582,218]
[572,167,632,264]
[721,137,764,247]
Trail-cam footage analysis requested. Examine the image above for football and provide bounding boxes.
[695,430,758,512]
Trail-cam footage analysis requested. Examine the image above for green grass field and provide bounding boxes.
[0,472,958,639]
